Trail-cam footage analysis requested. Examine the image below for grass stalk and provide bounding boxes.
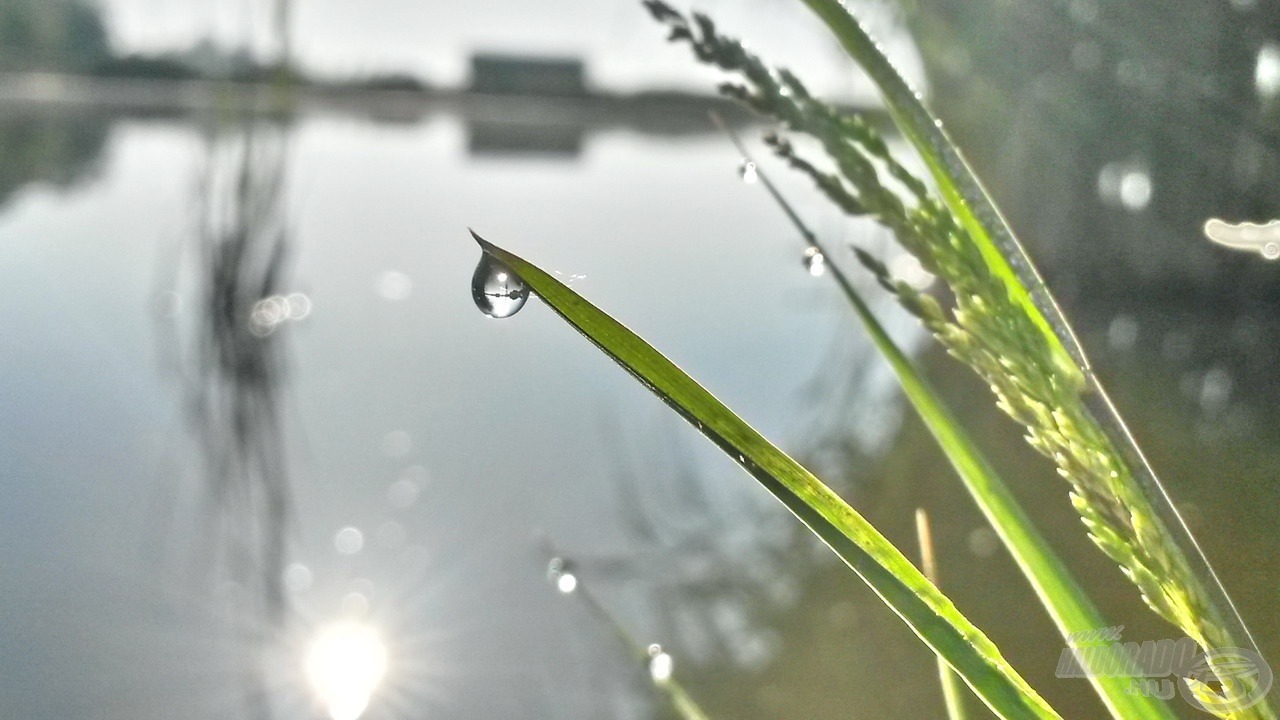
[644,4,1274,714]
[713,120,1177,719]
[545,556,712,720]
[917,509,969,720]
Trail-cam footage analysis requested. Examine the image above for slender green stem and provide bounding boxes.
[548,554,712,720]
[708,112,820,250]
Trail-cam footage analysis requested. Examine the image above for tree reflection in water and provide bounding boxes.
[157,117,298,719]
[0,106,110,210]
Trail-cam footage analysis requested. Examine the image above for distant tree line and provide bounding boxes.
[0,0,430,92]
[0,0,110,72]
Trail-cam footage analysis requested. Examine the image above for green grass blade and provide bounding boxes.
[789,6,1270,716]
[833,249,1175,720]
[797,0,1084,381]
[666,683,712,720]
[472,233,1062,720]
[717,130,1176,719]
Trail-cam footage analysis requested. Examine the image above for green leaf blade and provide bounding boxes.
[837,266,1178,720]
[786,6,1270,716]
[472,233,1062,720]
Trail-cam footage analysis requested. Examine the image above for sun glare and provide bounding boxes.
[304,622,389,720]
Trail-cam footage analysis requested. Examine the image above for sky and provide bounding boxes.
[94,0,926,97]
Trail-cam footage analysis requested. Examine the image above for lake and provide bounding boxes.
[1,76,1278,719]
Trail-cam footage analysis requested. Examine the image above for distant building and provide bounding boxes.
[469,53,586,97]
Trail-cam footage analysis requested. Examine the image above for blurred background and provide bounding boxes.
[1,1,1278,718]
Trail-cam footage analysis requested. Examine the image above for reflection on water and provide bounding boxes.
[0,105,108,209]
[305,622,389,720]
[176,118,294,621]
[1,31,1279,717]
[153,116,299,718]
[469,118,583,158]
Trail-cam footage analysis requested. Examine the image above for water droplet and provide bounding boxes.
[1203,218,1280,259]
[1119,174,1151,210]
[249,295,290,336]
[285,292,313,320]
[1162,330,1193,363]
[553,269,588,285]
[376,271,413,301]
[943,45,972,77]
[1107,315,1138,352]
[1200,367,1232,413]
[803,247,826,277]
[401,464,429,483]
[1097,161,1152,212]
[1070,41,1102,72]
[1179,371,1201,398]
[1069,0,1099,23]
[376,521,406,549]
[1115,58,1146,89]
[387,478,421,509]
[827,600,859,629]
[767,577,799,606]
[284,563,313,593]
[966,527,999,558]
[648,644,674,684]
[738,160,759,184]
[546,557,578,594]
[155,290,182,318]
[380,430,412,458]
[1232,316,1261,349]
[341,591,370,617]
[472,253,529,319]
[247,293,310,335]
[334,526,365,555]
[1256,42,1280,100]
[888,253,933,289]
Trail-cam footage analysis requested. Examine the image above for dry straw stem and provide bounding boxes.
[917,509,969,720]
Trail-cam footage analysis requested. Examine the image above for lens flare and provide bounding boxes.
[304,622,388,720]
